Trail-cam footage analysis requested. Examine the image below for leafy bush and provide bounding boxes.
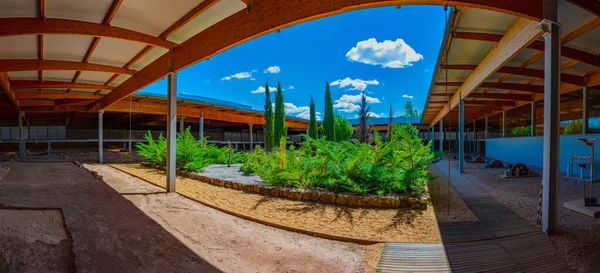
[511,125,531,137]
[136,128,244,172]
[334,114,353,142]
[241,122,434,196]
[563,120,582,135]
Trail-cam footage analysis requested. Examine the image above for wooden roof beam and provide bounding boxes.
[430,92,533,101]
[430,18,542,126]
[436,82,544,93]
[15,92,101,100]
[10,80,113,90]
[0,72,19,108]
[441,64,585,86]
[19,100,54,107]
[453,32,600,68]
[464,100,516,107]
[0,59,135,75]
[0,18,177,49]
[92,0,543,110]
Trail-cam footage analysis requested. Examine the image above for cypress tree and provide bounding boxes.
[308,96,318,139]
[323,81,335,141]
[263,82,274,151]
[274,82,287,144]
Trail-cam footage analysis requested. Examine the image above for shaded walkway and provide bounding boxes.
[376,160,568,272]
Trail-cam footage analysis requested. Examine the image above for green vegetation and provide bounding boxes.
[308,96,318,139]
[388,104,393,141]
[323,81,335,141]
[137,128,244,172]
[403,101,421,118]
[357,92,371,143]
[511,125,532,137]
[241,123,434,196]
[274,82,287,145]
[333,114,353,142]
[263,82,274,151]
[563,120,583,135]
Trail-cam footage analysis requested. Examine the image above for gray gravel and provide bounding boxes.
[0,165,9,181]
[196,164,265,186]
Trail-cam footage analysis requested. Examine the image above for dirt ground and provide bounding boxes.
[110,163,442,243]
[427,165,478,223]
[0,160,383,273]
[457,161,600,273]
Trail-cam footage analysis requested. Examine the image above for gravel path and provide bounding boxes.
[427,165,478,222]
[456,159,600,273]
[0,164,9,181]
[196,164,265,186]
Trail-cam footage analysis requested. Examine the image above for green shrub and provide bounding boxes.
[511,125,531,137]
[563,120,582,135]
[240,122,434,196]
[334,114,353,142]
[136,128,244,172]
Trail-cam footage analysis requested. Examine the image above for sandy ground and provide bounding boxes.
[62,150,143,164]
[110,163,442,243]
[0,209,74,273]
[427,165,478,222]
[458,161,600,273]
[87,164,382,273]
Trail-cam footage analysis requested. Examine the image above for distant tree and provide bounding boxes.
[403,101,421,117]
[263,82,274,151]
[308,96,318,139]
[274,82,287,145]
[322,81,335,141]
[333,115,353,142]
[387,104,393,141]
[357,92,372,143]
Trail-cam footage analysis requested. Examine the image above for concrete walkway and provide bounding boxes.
[376,160,568,273]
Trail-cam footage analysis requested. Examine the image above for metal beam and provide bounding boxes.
[199,112,204,140]
[436,82,544,93]
[439,119,443,153]
[249,123,254,151]
[166,72,177,193]
[459,99,465,173]
[531,102,537,136]
[98,110,104,163]
[583,86,589,134]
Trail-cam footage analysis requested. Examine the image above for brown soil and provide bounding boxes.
[457,161,600,273]
[427,165,478,222]
[110,163,442,243]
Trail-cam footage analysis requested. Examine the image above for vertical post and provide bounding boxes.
[473,121,477,155]
[502,110,506,138]
[98,110,104,163]
[531,101,537,136]
[484,116,488,139]
[542,1,560,234]
[18,111,24,154]
[179,116,185,134]
[439,119,444,153]
[249,124,254,151]
[459,99,465,173]
[166,72,177,193]
[583,86,589,134]
[199,112,204,140]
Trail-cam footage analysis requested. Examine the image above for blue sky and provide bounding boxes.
[139,5,448,120]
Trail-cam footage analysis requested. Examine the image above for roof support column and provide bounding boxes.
[459,99,465,173]
[249,124,254,151]
[166,72,177,193]
[439,119,444,153]
[502,111,506,138]
[531,102,537,136]
[179,116,185,134]
[199,112,204,140]
[18,111,24,154]
[484,117,488,139]
[98,110,104,163]
[473,121,477,155]
[583,86,589,134]
[541,0,560,235]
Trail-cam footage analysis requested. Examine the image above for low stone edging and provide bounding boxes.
[141,162,428,210]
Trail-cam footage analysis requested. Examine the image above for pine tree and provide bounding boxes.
[263,82,274,151]
[308,96,318,139]
[274,82,287,145]
[357,92,371,143]
[322,81,335,141]
[388,104,393,142]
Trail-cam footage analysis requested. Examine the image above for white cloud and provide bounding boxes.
[368,112,381,118]
[250,78,256,81]
[251,86,277,94]
[221,69,257,81]
[333,94,380,113]
[282,102,321,120]
[264,66,281,74]
[287,85,295,90]
[330,77,379,91]
[402,94,414,99]
[345,38,423,68]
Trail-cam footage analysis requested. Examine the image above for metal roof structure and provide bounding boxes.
[421,1,600,126]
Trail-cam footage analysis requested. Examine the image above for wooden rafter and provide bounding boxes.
[453,32,600,68]
[430,18,542,126]
[430,92,533,101]
[464,100,516,107]
[0,18,177,49]
[19,100,54,107]
[10,80,113,90]
[91,0,544,110]
[15,92,101,100]
[441,64,585,86]
[0,59,135,75]
[0,72,19,108]
[436,82,544,93]
[38,0,45,85]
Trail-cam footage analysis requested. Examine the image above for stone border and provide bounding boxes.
[141,163,428,210]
